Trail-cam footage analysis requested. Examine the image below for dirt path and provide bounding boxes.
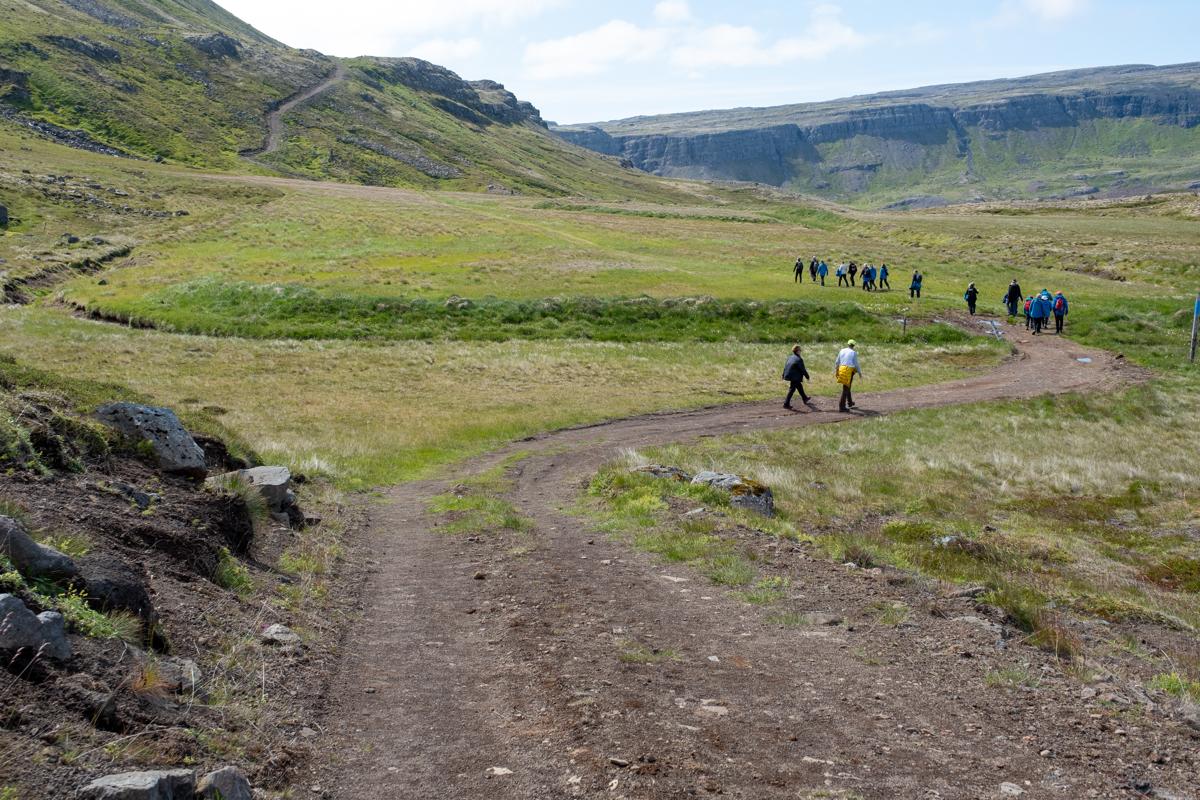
[306,330,1195,799]
[241,64,347,158]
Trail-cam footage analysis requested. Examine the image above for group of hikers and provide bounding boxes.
[794,256,925,297]
[1000,278,1070,334]
[781,274,1075,412]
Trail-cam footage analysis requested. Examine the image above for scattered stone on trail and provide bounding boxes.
[0,593,71,661]
[78,769,195,799]
[486,767,513,776]
[953,615,1003,634]
[634,464,692,482]
[197,766,252,800]
[691,471,775,517]
[806,612,843,626]
[109,481,159,510]
[473,571,487,580]
[999,782,1026,796]
[0,515,78,580]
[96,403,207,479]
[157,657,202,695]
[261,623,301,646]
[697,703,729,717]
[207,466,295,512]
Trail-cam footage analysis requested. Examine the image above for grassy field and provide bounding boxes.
[0,308,1004,488]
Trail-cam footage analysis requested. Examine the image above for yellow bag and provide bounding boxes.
[837,365,855,386]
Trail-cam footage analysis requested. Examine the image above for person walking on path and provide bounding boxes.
[909,270,923,299]
[1053,291,1069,334]
[1024,295,1034,329]
[782,345,812,409]
[794,257,805,283]
[837,263,848,286]
[834,339,863,412]
[817,260,828,286]
[862,264,875,292]
[848,262,858,287]
[1005,279,1023,318]
[964,282,979,315]
[1030,289,1052,335]
[879,263,890,290]
[809,257,818,282]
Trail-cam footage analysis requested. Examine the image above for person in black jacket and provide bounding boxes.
[965,282,979,315]
[794,257,805,282]
[1005,279,1023,318]
[782,345,812,409]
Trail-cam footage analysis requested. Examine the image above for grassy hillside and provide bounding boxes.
[0,0,683,198]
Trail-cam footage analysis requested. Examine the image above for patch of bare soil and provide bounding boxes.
[307,330,1198,799]
[0,442,370,797]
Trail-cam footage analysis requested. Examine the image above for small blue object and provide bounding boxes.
[1076,357,1092,364]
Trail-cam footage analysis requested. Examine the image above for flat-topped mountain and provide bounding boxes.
[553,63,1200,206]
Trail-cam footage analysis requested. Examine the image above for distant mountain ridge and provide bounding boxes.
[553,63,1200,206]
[0,0,677,198]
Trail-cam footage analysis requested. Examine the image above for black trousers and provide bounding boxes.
[1033,317,1044,333]
[849,275,856,286]
[880,277,890,289]
[785,382,809,406]
[910,287,921,298]
[795,270,802,282]
[819,276,825,285]
[1054,314,1064,333]
[838,275,848,286]
[839,382,854,411]
[968,301,976,315]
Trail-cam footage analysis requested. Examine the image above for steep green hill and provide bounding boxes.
[0,0,679,198]
[553,63,1200,207]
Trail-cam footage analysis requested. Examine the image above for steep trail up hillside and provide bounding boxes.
[242,64,348,159]
[305,330,1195,799]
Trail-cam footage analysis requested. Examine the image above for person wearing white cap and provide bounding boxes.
[834,339,863,412]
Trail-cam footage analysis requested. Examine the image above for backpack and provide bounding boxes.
[1024,299,1032,313]
[1054,297,1065,313]
[964,291,970,301]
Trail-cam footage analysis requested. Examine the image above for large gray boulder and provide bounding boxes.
[0,516,78,580]
[197,766,252,800]
[0,593,71,661]
[96,403,207,479]
[691,471,775,517]
[207,466,294,512]
[78,770,195,799]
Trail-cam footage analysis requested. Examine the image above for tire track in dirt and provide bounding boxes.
[241,63,348,160]
[310,330,1192,800]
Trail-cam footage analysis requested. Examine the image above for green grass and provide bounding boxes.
[984,666,1041,689]
[1147,672,1200,703]
[213,547,254,596]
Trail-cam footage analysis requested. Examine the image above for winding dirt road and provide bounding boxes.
[242,64,347,158]
[305,330,1196,799]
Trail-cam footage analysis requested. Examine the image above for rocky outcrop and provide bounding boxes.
[187,33,240,60]
[0,593,71,661]
[357,58,545,127]
[96,403,207,479]
[0,516,78,580]
[40,35,120,63]
[690,471,775,517]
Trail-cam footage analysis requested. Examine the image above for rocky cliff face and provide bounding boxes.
[554,64,1200,204]
[357,58,545,127]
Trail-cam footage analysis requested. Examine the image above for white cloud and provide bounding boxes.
[986,0,1089,28]
[670,5,868,69]
[1024,0,1089,21]
[408,37,482,64]
[653,0,692,24]
[523,20,667,79]
[218,0,560,55]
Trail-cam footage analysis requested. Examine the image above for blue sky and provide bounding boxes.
[218,0,1199,124]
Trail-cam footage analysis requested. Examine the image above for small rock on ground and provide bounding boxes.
[197,765,252,800]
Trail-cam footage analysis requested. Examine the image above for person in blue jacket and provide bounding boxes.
[1052,291,1069,334]
[909,270,923,299]
[1030,289,1052,335]
[879,263,890,290]
[817,260,828,286]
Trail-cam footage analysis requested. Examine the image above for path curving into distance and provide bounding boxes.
[242,63,348,159]
[306,329,1190,799]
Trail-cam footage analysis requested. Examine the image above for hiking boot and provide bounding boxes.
[783,403,793,409]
